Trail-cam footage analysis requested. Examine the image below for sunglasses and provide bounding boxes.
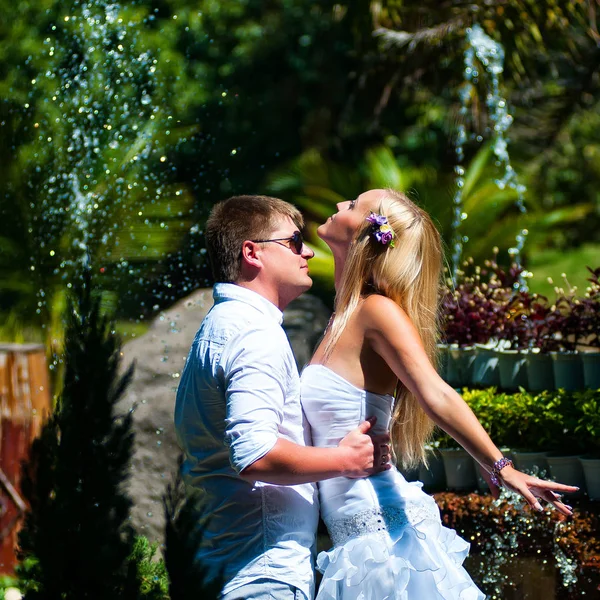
[251,231,304,254]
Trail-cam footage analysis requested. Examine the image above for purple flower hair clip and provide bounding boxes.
[366,212,395,248]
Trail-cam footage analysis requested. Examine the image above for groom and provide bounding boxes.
[174,195,390,600]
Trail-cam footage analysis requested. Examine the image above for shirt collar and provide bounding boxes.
[213,283,284,325]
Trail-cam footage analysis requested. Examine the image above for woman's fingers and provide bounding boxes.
[503,471,577,517]
[536,488,573,516]
[529,479,580,493]
[517,479,576,517]
[517,485,544,513]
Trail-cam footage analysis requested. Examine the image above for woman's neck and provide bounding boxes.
[332,249,346,291]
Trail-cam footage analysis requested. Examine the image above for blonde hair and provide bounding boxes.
[325,189,443,469]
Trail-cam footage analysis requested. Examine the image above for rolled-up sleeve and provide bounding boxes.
[221,326,288,473]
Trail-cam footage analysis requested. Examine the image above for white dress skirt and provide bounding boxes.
[301,365,486,600]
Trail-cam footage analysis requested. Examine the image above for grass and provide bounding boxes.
[526,242,600,298]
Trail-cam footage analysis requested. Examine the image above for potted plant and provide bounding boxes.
[542,390,586,497]
[417,442,447,492]
[575,390,600,500]
[433,430,478,491]
[496,389,550,475]
[441,254,509,387]
[549,284,586,391]
[524,294,558,392]
[462,388,513,492]
[496,292,530,391]
[469,254,517,388]
[580,266,600,389]
[441,266,481,388]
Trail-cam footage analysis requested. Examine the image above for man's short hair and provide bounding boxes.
[205,195,304,283]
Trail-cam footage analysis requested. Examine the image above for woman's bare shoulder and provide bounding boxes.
[359,294,419,338]
[360,294,407,320]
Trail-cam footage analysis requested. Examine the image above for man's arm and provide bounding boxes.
[223,326,390,486]
[240,418,390,484]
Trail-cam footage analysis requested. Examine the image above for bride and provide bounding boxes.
[300,188,577,600]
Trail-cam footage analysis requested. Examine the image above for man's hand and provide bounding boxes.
[338,417,392,478]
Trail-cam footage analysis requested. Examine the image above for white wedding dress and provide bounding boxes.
[301,364,486,600]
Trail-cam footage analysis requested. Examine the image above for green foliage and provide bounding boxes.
[126,537,170,600]
[163,460,222,600]
[0,0,197,339]
[574,391,600,456]
[433,387,595,453]
[528,243,600,299]
[10,274,223,596]
[0,0,599,352]
[16,273,144,599]
[0,575,20,598]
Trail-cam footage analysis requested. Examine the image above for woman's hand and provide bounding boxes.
[493,465,578,517]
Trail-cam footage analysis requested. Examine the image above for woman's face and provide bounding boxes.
[317,189,384,250]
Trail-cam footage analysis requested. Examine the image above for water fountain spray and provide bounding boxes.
[24,0,194,349]
[452,24,528,287]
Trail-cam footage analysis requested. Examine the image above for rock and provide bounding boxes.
[117,289,331,544]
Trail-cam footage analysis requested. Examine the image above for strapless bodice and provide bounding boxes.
[301,365,440,528]
[301,363,394,447]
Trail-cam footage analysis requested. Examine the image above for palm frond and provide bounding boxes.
[374,18,465,52]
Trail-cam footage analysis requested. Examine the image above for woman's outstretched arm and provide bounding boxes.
[361,294,578,517]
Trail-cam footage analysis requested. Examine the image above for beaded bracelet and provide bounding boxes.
[490,457,513,487]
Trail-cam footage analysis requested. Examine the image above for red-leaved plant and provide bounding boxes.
[441,252,524,348]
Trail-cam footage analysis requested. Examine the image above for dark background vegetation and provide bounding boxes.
[1,0,599,342]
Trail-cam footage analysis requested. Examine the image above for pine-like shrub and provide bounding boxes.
[16,277,161,599]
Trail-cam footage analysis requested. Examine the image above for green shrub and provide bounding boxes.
[127,537,169,600]
[433,388,596,453]
[574,390,600,457]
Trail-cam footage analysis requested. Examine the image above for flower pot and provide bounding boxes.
[474,460,490,493]
[581,352,600,389]
[551,352,584,391]
[511,450,549,476]
[526,351,554,392]
[472,344,500,387]
[446,346,476,388]
[418,450,446,492]
[398,463,420,482]
[439,448,477,491]
[497,349,528,391]
[546,454,585,498]
[580,457,600,501]
[436,343,449,380]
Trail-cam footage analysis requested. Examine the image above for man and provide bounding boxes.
[174,195,390,600]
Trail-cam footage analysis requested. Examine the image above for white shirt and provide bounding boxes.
[174,283,319,598]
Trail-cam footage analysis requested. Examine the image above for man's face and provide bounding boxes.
[258,216,314,304]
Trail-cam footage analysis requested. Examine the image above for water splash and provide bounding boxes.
[465,488,583,597]
[452,25,528,286]
[27,0,196,335]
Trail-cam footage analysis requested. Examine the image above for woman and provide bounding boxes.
[300,188,577,600]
